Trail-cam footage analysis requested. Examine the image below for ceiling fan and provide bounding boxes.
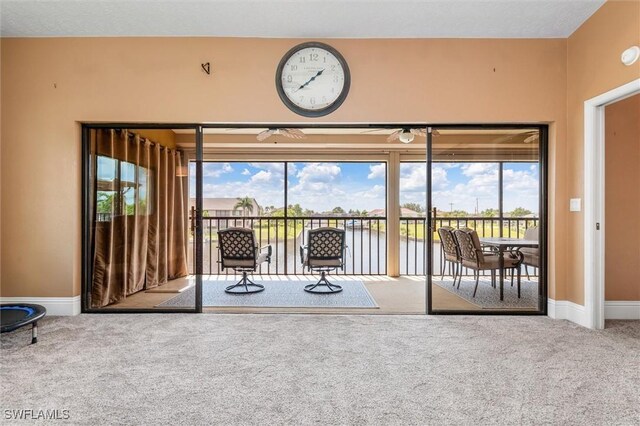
[492,130,539,145]
[362,127,432,144]
[256,128,306,142]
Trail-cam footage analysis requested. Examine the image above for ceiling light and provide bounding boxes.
[621,46,640,66]
[398,130,415,144]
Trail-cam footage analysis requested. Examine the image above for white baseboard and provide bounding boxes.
[604,301,640,320]
[548,299,589,327]
[0,296,81,316]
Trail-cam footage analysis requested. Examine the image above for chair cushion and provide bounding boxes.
[305,258,343,268]
[444,253,459,262]
[519,247,538,256]
[462,254,520,270]
[522,252,539,267]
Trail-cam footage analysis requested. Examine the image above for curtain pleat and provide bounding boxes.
[90,129,188,308]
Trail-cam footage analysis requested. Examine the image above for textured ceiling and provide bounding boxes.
[0,0,605,38]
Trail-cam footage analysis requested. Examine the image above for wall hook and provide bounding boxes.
[201,62,211,75]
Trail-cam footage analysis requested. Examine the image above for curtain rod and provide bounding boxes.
[109,128,181,153]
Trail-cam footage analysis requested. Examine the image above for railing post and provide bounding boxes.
[387,152,401,277]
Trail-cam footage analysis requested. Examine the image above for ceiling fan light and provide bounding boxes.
[399,131,415,144]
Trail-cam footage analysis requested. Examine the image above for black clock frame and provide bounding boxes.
[275,42,351,118]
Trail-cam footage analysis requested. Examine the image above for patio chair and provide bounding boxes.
[217,227,272,294]
[520,226,539,279]
[437,226,462,286]
[300,227,346,294]
[453,228,523,298]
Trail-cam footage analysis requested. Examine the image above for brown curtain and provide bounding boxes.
[90,129,188,308]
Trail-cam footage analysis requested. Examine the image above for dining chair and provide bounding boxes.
[437,226,462,286]
[520,226,539,279]
[453,228,523,298]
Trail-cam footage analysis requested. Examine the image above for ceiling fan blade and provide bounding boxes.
[256,129,276,142]
[523,133,539,144]
[410,128,427,137]
[360,128,394,134]
[386,129,402,143]
[281,128,306,139]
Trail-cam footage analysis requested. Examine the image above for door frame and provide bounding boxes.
[426,123,549,315]
[80,123,203,313]
[583,78,640,329]
[81,121,548,315]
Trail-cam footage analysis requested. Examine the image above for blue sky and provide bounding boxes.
[191,162,386,212]
[400,162,539,214]
[191,161,539,214]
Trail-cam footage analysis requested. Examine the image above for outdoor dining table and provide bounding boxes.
[479,237,539,301]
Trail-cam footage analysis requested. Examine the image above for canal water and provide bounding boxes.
[191,231,440,276]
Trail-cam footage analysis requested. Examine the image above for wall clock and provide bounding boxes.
[275,42,351,118]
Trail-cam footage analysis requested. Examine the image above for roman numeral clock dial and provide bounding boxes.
[276,42,351,117]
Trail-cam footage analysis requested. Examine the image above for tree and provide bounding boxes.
[402,203,424,213]
[233,197,254,217]
[287,203,304,217]
[480,208,499,217]
[439,209,468,218]
[510,207,532,217]
[332,206,345,215]
[96,192,115,214]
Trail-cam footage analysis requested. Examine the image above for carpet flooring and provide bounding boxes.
[1,315,639,425]
[157,280,378,308]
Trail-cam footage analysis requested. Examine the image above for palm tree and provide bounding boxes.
[234,197,254,217]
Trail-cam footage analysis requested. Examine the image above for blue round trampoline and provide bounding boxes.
[1,304,46,344]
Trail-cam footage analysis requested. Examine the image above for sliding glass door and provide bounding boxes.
[82,125,202,312]
[427,126,547,314]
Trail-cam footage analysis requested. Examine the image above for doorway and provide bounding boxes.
[426,125,548,315]
[583,78,640,329]
[81,122,547,315]
[603,94,640,321]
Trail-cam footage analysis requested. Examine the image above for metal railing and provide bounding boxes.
[189,216,387,276]
[400,216,539,275]
[189,214,538,277]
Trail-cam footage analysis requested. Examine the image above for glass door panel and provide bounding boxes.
[84,126,198,312]
[428,126,546,314]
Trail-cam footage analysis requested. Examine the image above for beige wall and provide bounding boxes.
[0,37,568,298]
[605,94,640,301]
[566,0,640,304]
[4,3,637,304]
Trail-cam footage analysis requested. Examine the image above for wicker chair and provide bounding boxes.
[437,226,462,286]
[453,228,524,298]
[300,227,346,294]
[520,226,539,279]
[217,228,271,294]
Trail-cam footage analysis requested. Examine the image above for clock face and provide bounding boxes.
[276,42,350,117]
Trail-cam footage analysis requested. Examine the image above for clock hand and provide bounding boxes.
[294,69,325,92]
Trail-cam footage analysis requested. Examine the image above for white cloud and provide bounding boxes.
[367,164,386,180]
[250,170,277,184]
[241,168,251,176]
[354,184,385,199]
[295,163,341,183]
[288,163,386,212]
[399,163,447,196]
[461,163,497,177]
[202,162,233,178]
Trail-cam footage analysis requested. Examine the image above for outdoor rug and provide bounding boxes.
[434,276,540,309]
[157,279,379,308]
